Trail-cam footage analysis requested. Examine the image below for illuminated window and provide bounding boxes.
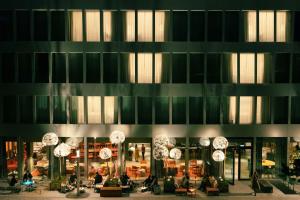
[155,11,167,42]
[120,53,135,83]
[256,96,262,124]
[104,96,118,124]
[138,53,152,83]
[229,96,237,124]
[70,11,83,41]
[245,11,256,42]
[103,11,112,41]
[259,11,274,42]
[276,11,288,42]
[239,96,253,124]
[138,11,152,41]
[240,53,255,83]
[70,96,84,124]
[257,53,272,84]
[86,10,100,41]
[87,96,101,123]
[125,11,135,41]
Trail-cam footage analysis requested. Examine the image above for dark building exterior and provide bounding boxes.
[1,0,300,183]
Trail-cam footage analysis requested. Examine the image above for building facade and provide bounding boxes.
[1,0,300,183]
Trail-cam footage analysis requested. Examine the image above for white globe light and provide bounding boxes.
[213,136,228,149]
[153,145,169,160]
[170,148,182,160]
[65,137,83,148]
[212,150,225,162]
[293,137,300,142]
[154,135,169,147]
[199,137,210,147]
[42,132,58,146]
[168,138,176,147]
[99,148,112,160]
[54,143,71,157]
[110,130,125,144]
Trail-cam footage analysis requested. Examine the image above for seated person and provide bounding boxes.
[69,172,77,186]
[181,173,190,189]
[120,172,130,186]
[208,176,218,188]
[143,175,153,187]
[10,174,18,187]
[23,170,33,182]
[148,175,158,192]
[94,172,103,185]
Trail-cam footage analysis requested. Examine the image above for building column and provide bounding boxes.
[0,138,7,178]
[17,137,24,179]
[26,142,34,172]
[49,145,54,180]
[185,137,189,174]
[253,137,257,173]
[84,137,88,179]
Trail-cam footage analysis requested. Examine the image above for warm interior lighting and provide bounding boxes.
[155,11,165,42]
[86,10,100,41]
[87,96,101,123]
[155,53,162,83]
[239,96,253,124]
[240,53,255,83]
[259,11,274,42]
[230,53,238,83]
[246,11,256,42]
[104,96,115,124]
[128,53,135,83]
[229,96,236,124]
[76,96,84,123]
[70,11,83,41]
[276,11,287,42]
[125,11,135,41]
[138,11,152,41]
[257,54,265,84]
[103,11,112,41]
[138,53,152,83]
[256,96,262,123]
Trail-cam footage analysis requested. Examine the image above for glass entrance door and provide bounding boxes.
[238,148,252,180]
[224,148,235,184]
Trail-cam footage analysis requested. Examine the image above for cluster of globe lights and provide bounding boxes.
[54,142,71,157]
[110,130,125,144]
[199,136,228,162]
[153,135,180,160]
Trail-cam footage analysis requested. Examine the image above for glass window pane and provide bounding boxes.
[52,53,66,83]
[69,53,83,83]
[86,53,100,83]
[291,97,300,123]
[190,53,204,83]
[206,97,220,124]
[256,96,271,124]
[292,53,300,83]
[3,96,16,123]
[138,11,152,42]
[34,11,48,41]
[36,96,49,123]
[138,53,152,83]
[276,11,289,42]
[222,96,236,124]
[207,54,221,83]
[240,53,255,83]
[155,11,169,42]
[121,96,135,124]
[244,11,256,42]
[18,53,32,83]
[35,53,49,83]
[190,11,205,41]
[225,11,239,42]
[103,53,118,83]
[120,53,135,83]
[172,53,187,83]
[103,11,113,41]
[104,96,118,124]
[70,96,84,124]
[239,96,253,124]
[1,53,15,83]
[273,97,288,124]
[87,96,101,124]
[155,53,169,83]
[223,53,237,83]
[189,97,203,124]
[259,11,274,42]
[86,10,100,41]
[138,97,152,124]
[69,11,83,41]
[207,11,222,41]
[173,11,187,41]
[294,11,300,41]
[19,96,33,123]
[257,53,272,84]
[123,11,135,42]
[275,53,290,83]
[172,97,186,124]
[51,11,65,41]
[16,10,30,41]
[53,96,67,124]
[0,11,13,41]
[155,97,169,124]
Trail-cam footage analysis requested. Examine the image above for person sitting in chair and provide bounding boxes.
[94,172,103,185]
[23,170,33,182]
[10,174,18,187]
[120,172,130,186]
[181,173,190,189]
[69,172,77,186]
